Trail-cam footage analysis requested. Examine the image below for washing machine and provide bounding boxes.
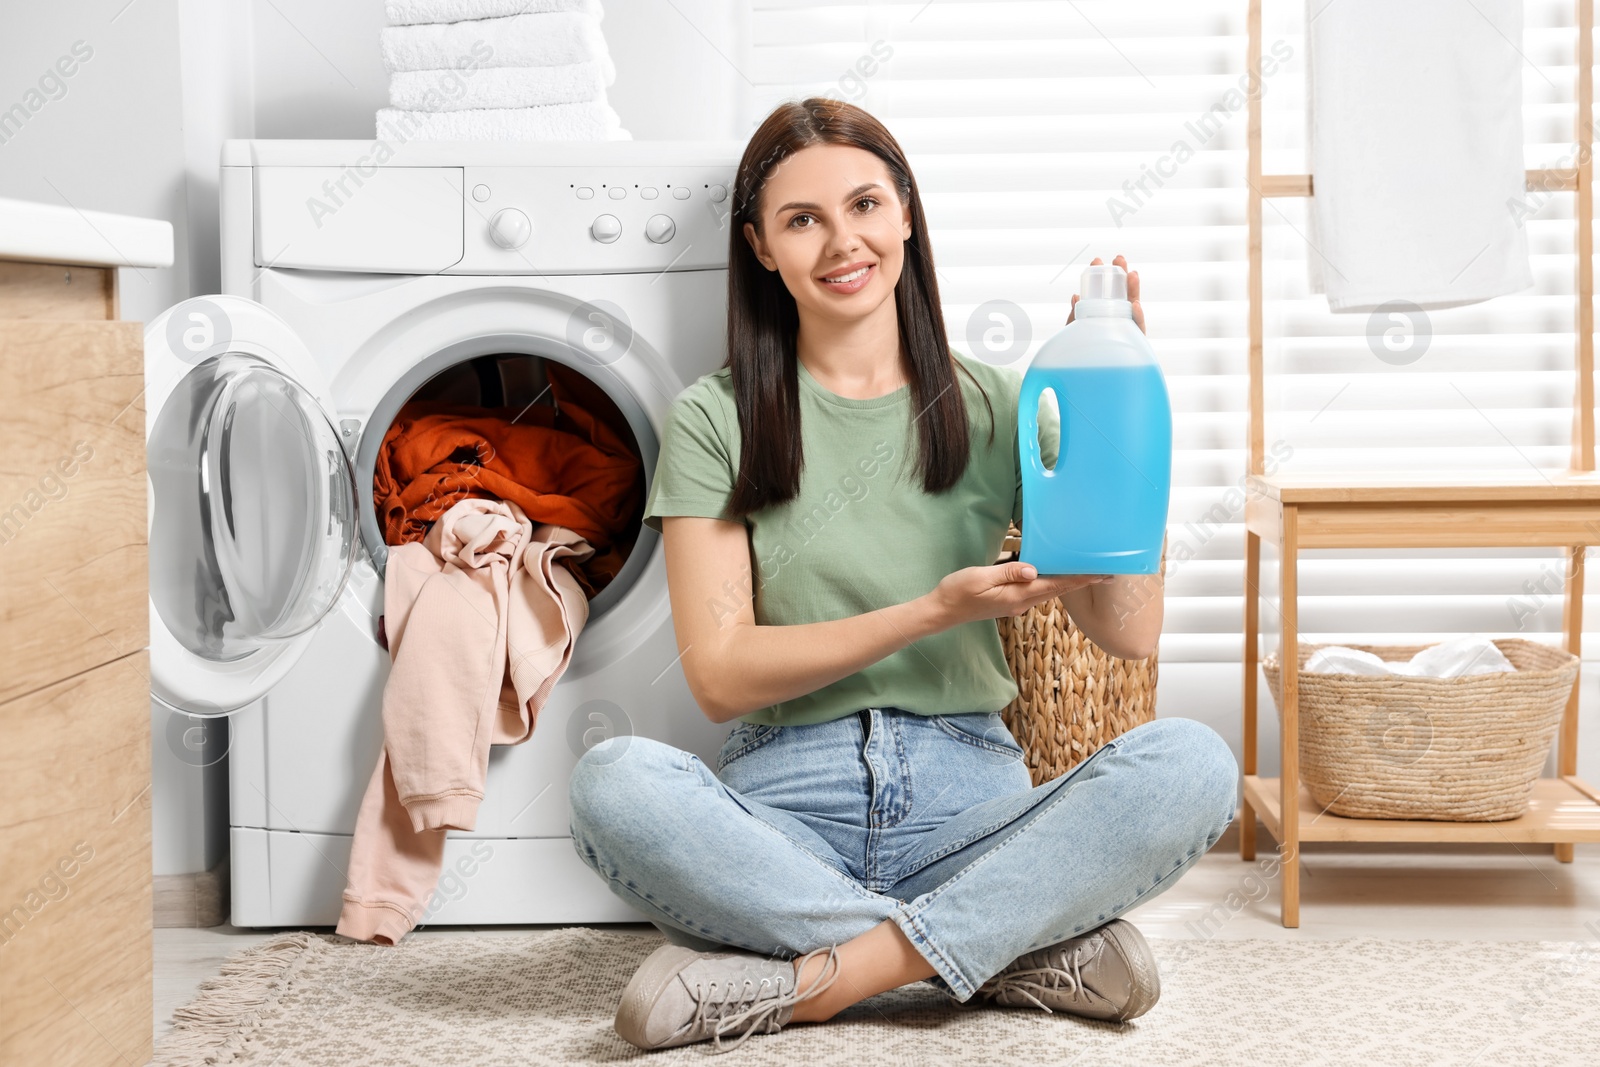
[144,139,744,928]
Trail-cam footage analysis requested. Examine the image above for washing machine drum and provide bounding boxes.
[148,353,358,667]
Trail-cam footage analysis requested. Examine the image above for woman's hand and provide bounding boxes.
[1067,253,1145,335]
[929,561,1112,628]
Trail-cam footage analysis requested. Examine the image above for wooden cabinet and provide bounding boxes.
[0,261,153,1065]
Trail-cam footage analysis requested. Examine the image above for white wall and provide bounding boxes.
[0,0,192,324]
[177,0,256,297]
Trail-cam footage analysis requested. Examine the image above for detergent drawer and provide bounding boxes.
[255,166,464,273]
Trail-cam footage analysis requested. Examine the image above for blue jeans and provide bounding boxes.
[567,709,1238,1001]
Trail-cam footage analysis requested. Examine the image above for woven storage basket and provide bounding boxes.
[1261,639,1579,821]
[994,524,1165,787]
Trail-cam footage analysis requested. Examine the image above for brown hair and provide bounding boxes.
[723,97,993,518]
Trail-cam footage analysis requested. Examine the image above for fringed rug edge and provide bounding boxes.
[153,931,329,1066]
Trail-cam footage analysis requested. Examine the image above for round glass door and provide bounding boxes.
[149,353,357,661]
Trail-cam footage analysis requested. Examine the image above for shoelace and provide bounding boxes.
[690,944,843,1054]
[981,940,1100,1015]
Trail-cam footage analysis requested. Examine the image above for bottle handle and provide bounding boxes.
[1018,376,1062,482]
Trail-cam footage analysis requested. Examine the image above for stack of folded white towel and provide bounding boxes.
[376,0,630,142]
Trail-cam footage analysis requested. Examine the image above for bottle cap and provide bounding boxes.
[1080,263,1128,302]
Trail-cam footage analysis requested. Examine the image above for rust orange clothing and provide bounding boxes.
[374,369,642,595]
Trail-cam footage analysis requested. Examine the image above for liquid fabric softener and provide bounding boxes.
[1018,263,1172,575]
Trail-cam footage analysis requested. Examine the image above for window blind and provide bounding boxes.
[744,0,1594,663]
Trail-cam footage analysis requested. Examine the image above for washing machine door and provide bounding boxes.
[144,296,358,717]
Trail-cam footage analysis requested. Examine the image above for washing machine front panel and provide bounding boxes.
[231,602,723,838]
[226,139,742,278]
[246,268,727,677]
[244,254,729,402]
[221,271,732,838]
[217,142,742,926]
[145,296,358,716]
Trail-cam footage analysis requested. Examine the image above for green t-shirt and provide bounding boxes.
[642,350,1060,727]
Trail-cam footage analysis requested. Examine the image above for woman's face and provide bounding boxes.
[742,143,914,324]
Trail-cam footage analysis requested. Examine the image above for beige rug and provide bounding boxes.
[154,928,1600,1065]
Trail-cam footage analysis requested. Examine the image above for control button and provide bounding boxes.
[672,186,690,200]
[591,214,622,243]
[576,186,595,200]
[645,214,676,244]
[488,208,532,249]
[708,184,727,203]
[641,186,659,200]
[472,184,491,202]
[608,186,627,199]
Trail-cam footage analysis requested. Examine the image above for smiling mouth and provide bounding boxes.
[819,263,875,287]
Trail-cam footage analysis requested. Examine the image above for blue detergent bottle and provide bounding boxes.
[1018,263,1172,575]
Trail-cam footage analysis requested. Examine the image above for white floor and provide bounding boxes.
[154,836,1600,1043]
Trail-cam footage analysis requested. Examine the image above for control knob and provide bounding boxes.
[591,214,622,243]
[488,208,531,249]
[645,214,676,244]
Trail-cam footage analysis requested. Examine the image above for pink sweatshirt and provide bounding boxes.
[336,498,593,944]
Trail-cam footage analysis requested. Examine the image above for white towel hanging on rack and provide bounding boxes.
[1305,0,1534,313]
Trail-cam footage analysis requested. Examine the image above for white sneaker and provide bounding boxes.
[974,919,1161,1022]
[613,943,841,1052]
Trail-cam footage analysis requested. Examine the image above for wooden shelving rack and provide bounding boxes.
[1240,0,1600,926]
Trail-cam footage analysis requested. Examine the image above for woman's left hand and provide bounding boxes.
[1066,253,1145,335]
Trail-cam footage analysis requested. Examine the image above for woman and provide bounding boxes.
[568,98,1239,1054]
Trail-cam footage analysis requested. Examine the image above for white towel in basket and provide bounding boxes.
[1304,635,1516,678]
[385,0,601,25]
[381,12,611,73]
[378,100,627,141]
[390,62,612,111]
[1305,0,1533,312]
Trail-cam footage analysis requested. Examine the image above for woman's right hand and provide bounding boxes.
[929,561,1112,628]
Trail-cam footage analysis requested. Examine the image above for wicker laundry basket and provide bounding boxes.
[994,524,1165,787]
[1261,639,1579,821]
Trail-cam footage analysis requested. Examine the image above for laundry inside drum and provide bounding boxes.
[371,352,646,609]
